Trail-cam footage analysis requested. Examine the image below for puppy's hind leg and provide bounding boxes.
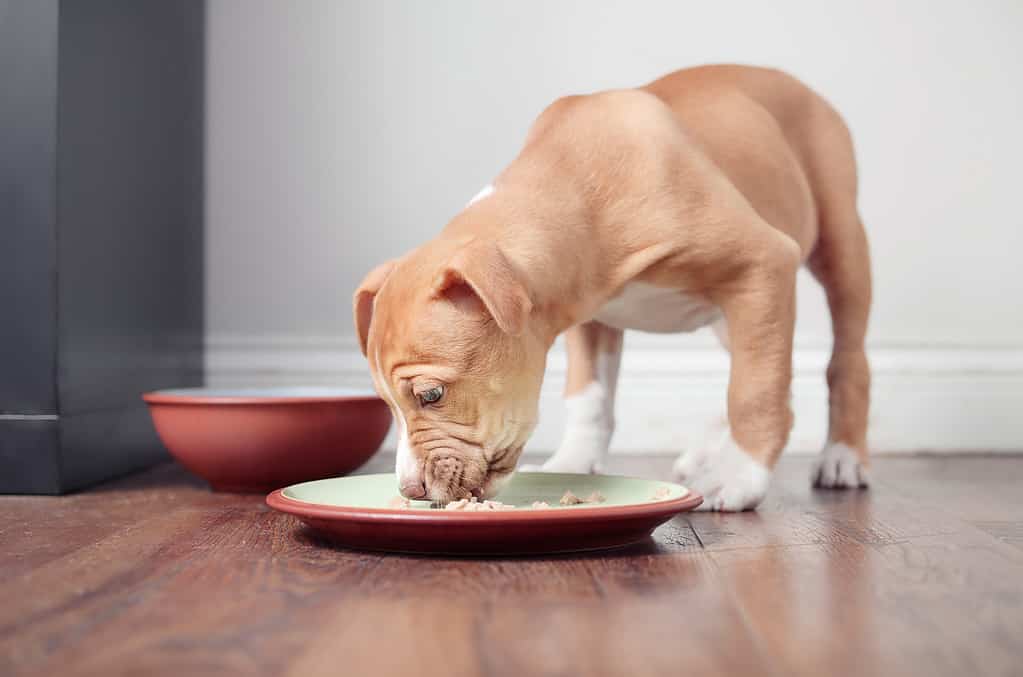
[792,96,872,489]
[523,321,623,473]
[808,209,872,489]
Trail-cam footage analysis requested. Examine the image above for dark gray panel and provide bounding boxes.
[1,1,204,494]
[0,419,61,494]
[0,0,60,414]
[58,405,166,492]
[56,0,205,416]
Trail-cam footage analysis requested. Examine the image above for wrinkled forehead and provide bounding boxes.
[368,279,464,373]
[367,284,418,368]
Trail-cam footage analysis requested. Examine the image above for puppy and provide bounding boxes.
[354,64,871,510]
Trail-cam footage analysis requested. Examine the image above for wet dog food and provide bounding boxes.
[445,497,516,511]
[560,490,606,506]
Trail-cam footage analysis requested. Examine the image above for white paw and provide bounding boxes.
[523,382,612,474]
[812,442,869,489]
[521,424,609,474]
[672,430,770,511]
[519,461,603,474]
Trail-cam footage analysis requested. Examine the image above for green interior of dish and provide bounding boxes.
[281,472,688,509]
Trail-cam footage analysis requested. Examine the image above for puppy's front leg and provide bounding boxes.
[674,235,799,511]
[524,321,623,473]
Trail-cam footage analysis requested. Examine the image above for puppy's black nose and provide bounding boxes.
[399,480,427,499]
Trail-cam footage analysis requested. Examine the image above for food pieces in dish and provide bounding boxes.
[389,489,608,511]
[559,490,582,505]
[445,497,515,511]
[649,487,672,501]
[559,489,606,506]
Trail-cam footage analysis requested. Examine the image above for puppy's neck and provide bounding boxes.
[442,179,633,344]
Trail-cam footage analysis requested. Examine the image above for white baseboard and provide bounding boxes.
[206,333,1023,455]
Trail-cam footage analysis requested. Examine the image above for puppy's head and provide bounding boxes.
[353,239,545,502]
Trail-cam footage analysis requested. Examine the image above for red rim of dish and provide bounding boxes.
[266,487,704,524]
[142,389,383,406]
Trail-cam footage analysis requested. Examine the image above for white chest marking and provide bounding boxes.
[467,184,494,207]
[593,282,720,333]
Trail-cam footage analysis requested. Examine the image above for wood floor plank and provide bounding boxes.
[709,533,1023,677]
[478,576,775,677]
[0,504,229,674]
[288,546,776,677]
[769,456,1023,566]
[495,551,778,677]
[772,456,1023,562]
[286,508,757,677]
[710,542,895,677]
[1,505,381,676]
[969,521,1023,552]
[0,465,233,581]
[602,455,961,551]
[2,455,1022,677]
[286,591,486,677]
[703,455,1023,677]
[873,455,1023,522]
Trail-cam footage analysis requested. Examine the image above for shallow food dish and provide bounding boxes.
[266,472,702,555]
[143,387,392,493]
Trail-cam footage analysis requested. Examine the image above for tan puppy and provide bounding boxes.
[354,65,871,510]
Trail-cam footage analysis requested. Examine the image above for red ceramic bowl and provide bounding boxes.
[142,387,392,493]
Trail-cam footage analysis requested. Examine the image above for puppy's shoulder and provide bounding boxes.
[531,89,679,142]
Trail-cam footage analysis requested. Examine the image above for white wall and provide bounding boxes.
[206,0,1023,453]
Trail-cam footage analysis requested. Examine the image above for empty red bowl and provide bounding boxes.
[142,387,392,493]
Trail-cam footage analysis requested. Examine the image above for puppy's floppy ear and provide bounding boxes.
[353,259,398,356]
[432,240,533,336]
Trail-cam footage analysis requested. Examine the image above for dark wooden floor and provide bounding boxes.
[2,454,1022,677]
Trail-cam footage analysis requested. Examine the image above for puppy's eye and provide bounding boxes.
[417,385,444,406]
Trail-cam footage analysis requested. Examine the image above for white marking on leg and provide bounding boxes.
[812,442,869,489]
[467,184,494,207]
[672,430,771,511]
[594,347,620,403]
[710,316,730,351]
[534,381,613,473]
[526,341,621,474]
